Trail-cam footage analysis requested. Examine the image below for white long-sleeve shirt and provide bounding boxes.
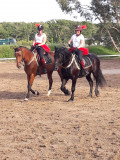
[71,34,85,48]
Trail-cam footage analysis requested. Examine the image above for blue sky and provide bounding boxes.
[0,0,91,22]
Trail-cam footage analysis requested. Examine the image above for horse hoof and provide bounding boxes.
[65,91,70,96]
[68,99,73,102]
[95,91,100,97]
[35,91,39,96]
[89,94,92,98]
[24,98,28,101]
[47,90,51,96]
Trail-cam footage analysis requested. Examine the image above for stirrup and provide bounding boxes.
[37,67,41,75]
[43,67,47,74]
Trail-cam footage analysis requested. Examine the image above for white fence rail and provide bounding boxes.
[0,55,120,61]
[97,54,120,57]
[0,58,16,61]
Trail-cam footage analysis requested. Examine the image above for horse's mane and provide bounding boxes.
[15,46,31,52]
[56,47,69,54]
[19,46,30,50]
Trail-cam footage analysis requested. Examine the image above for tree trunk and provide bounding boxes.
[107,29,120,52]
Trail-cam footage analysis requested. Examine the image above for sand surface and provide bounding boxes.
[0,59,120,160]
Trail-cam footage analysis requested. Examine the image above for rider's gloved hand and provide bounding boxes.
[68,44,73,48]
[35,44,39,47]
[74,47,78,52]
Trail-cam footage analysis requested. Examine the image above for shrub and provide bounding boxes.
[88,45,119,55]
[0,45,17,58]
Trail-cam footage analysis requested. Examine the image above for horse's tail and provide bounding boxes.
[97,68,106,87]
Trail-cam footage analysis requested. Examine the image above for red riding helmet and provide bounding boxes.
[75,25,82,31]
[75,25,87,31]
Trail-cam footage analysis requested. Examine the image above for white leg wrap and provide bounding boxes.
[24,98,28,101]
[35,91,38,95]
[47,90,51,96]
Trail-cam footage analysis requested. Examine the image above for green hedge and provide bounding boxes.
[0,44,119,58]
[0,45,17,58]
[88,45,119,55]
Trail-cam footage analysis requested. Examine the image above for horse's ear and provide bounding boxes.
[54,46,58,51]
[64,48,69,53]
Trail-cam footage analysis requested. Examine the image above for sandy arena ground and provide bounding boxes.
[0,59,120,160]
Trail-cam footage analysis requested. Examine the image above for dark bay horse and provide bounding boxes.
[54,47,106,101]
[14,46,64,100]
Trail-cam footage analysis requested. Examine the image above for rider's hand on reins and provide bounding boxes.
[74,47,78,52]
[68,44,73,48]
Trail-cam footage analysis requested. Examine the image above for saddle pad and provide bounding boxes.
[82,56,92,69]
[44,52,52,64]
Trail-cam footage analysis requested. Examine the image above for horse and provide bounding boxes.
[54,47,106,101]
[14,46,65,100]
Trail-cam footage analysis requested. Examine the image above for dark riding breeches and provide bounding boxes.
[36,46,46,67]
[75,49,86,69]
[36,46,44,59]
[75,49,83,61]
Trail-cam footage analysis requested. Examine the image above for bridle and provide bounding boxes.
[15,49,24,66]
[15,48,38,66]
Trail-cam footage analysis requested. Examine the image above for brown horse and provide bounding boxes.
[14,46,65,100]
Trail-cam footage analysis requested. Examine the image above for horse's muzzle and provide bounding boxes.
[54,64,58,71]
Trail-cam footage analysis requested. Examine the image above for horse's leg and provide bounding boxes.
[61,79,70,95]
[68,78,77,102]
[30,88,39,96]
[86,74,93,97]
[58,71,70,95]
[93,72,100,97]
[47,72,53,96]
[25,74,36,101]
[94,77,100,97]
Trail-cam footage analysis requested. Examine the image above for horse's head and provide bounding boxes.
[54,47,69,70]
[14,46,24,69]
[14,46,32,68]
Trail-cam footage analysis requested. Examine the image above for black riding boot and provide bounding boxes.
[43,66,47,74]
[41,58,47,74]
[37,67,41,75]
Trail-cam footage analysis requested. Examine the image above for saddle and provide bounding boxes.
[82,55,92,69]
[75,54,92,70]
[31,46,52,65]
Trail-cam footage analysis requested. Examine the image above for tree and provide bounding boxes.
[56,0,120,52]
[91,0,120,52]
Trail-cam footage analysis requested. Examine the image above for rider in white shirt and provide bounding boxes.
[68,25,88,75]
[71,33,85,48]
[33,24,47,73]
